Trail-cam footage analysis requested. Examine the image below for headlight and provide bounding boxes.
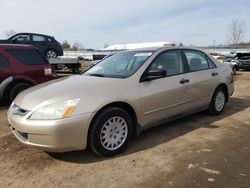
[29,98,80,120]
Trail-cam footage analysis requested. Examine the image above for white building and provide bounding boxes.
[102,41,173,51]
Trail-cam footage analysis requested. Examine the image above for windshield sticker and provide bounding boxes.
[134,52,152,57]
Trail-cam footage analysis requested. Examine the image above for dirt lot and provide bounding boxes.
[0,71,250,188]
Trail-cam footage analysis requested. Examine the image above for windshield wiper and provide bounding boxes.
[88,73,105,77]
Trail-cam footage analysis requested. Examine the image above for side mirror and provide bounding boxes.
[141,69,166,82]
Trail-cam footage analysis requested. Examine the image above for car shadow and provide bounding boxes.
[47,96,250,164]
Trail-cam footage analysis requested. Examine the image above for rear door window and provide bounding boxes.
[0,54,9,69]
[6,49,48,65]
[32,35,46,42]
[184,50,213,72]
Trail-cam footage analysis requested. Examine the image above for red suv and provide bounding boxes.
[0,44,56,101]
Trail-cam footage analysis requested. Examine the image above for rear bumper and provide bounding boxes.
[228,82,234,97]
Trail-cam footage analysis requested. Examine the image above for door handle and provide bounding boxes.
[179,78,189,84]
[211,72,218,76]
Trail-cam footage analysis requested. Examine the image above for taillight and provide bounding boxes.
[44,67,52,75]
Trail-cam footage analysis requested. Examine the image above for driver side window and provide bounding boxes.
[149,50,184,77]
[12,34,30,43]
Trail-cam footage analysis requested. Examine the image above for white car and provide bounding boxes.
[213,56,237,74]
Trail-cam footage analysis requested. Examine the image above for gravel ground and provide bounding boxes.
[0,71,250,188]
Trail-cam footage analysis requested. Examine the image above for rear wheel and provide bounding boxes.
[89,107,132,156]
[9,83,31,101]
[46,50,57,58]
[208,87,226,115]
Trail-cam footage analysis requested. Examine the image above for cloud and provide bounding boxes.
[0,0,249,48]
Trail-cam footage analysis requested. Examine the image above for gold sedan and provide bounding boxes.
[8,47,234,156]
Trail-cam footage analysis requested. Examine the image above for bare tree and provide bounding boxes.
[103,43,109,48]
[228,18,246,45]
[5,29,17,37]
[72,41,82,51]
[62,40,71,49]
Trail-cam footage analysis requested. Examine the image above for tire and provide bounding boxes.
[46,49,57,58]
[9,83,31,101]
[208,87,226,115]
[89,107,133,157]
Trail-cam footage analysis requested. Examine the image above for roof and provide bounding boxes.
[126,46,206,53]
[9,32,53,38]
[102,41,173,51]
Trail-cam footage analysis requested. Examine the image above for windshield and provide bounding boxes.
[84,51,153,78]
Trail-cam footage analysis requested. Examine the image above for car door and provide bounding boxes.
[6,48,50,83]
[182,50,219,109]
[140,50,192,127]
[0,52,11,80]
[31,34,48,54]
[0,52,11,97]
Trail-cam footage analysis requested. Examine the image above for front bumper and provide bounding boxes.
[8,108,94,152]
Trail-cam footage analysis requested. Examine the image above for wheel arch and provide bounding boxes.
[46,48,57,56]
[3,79,34,98]
[87,101,139,145]
[216,83,229,102]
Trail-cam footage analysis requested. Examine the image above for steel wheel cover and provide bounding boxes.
[47,50,57,58]
[215,91,225,112]
[100,116,128,151]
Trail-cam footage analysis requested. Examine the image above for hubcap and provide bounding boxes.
[100,116,128,151]
[215,91,225,112]
[47,50,57,58]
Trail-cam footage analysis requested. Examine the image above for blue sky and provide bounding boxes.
[0,0,249,49]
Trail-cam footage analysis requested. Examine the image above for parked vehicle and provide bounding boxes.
[0,33,63,58]
[235,53,250,70]
[8,47,234,156]
[90,53,114,67]
[0,44,56,101]
[49,58,82,73]
[214,55,238,74]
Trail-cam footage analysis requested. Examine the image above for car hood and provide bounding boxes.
[14,75,134,112]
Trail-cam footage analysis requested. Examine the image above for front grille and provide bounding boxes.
[12,127,28,140]
[18,131,28,140]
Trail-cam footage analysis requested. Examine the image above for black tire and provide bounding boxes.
[89,107,133,157]
[9,83,31,101]
[208,87,226,115]
[46,49,57,58]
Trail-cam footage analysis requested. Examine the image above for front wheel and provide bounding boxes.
[208,87,226,115]
[89,107,133,156]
